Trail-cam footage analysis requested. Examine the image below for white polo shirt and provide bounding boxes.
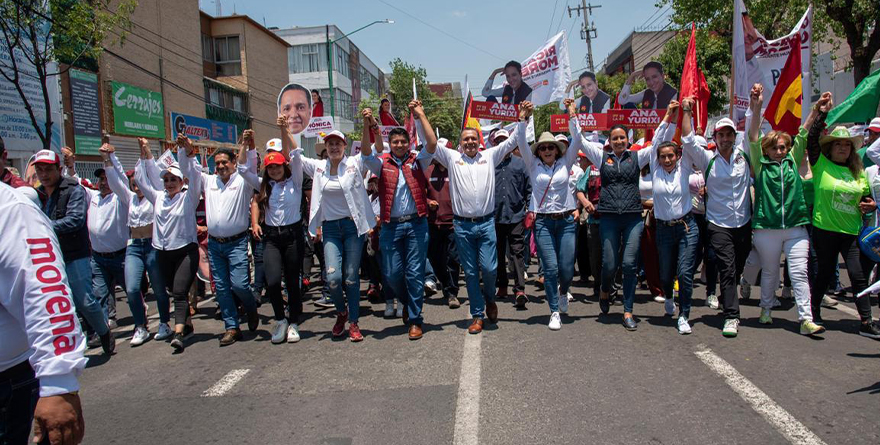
[196,156,258,238]
[683,131,752,228]
[134,156,202,251]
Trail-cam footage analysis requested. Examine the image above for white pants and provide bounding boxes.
[753,227,813,321]
[742,247,761,286]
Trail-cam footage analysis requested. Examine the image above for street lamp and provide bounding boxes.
[325,19,394,120]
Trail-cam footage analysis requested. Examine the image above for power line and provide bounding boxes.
[546,0,561,40]
[376,0,505,61]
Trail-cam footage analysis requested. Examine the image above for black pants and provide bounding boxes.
[495,221,526,294]
[693,213,718,295]
[0,361,40,445]
[707,223,751,320]
[302,224,316,280]
[584,222,602,296]
[576,221,592,282]
[263,222,304,322]
[157,243,199,327]
[811,227,873,321]
[428,225,460,298]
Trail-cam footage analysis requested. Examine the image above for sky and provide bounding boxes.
[198,0,673,96]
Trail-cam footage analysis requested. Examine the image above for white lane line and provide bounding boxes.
[694,346,827,445]
[201,369,251,397]
[452,333,482,445]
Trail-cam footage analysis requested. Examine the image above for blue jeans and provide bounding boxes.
[425,254,438,285]
[322,218,365,322]
[0,362,40,445]
[380,217,429,325]
[453,216,497,319]
[125,238,170,325]
[207,235,257,330]
[91,252,125,320]
[656,215,699,318]
[535,214,577,312]
[599,213,644,314]
[67,257,109,336]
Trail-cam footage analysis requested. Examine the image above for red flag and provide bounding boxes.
[461,91,484,147]
[678,23,711,135]
[763,34,803,136]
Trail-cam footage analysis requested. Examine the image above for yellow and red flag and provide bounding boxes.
[763,34,802,136]
[461,90,484,147]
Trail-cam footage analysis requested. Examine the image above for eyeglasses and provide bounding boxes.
[538,145,557,152]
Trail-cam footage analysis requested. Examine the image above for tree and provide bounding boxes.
[0,0,134,151]
[657,0,880,85]
[657,29,729,115]
[385,57,463,145]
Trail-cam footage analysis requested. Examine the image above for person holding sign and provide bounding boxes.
[311,90,324,117]
[567,99,667,331]
[134,136,202,352]
[277,83,313,136]
[619,61,678,110]
[299,129,376,342]
[426,101,532,334]
[363,102,436,340]
[483,61,533,105]
[379,98,399,126]
[740,85,825,336]
[239,117,306,345]
[563,71,611,113]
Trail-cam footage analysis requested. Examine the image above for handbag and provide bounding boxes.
[524,165,557,230]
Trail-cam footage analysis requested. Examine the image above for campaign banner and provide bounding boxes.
[732,0,811,128]
[379,125,406,141]
[171,112,237,144]
[489,31,571,106]
[69,70,102,155]
[470,101,520,122]
[608,109,663,129]
[111,81,165,138]
[303,116,334,138]
[550,113,609,132]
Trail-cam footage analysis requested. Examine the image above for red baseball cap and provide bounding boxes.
[264,151,286,166]
[33,150,60,164]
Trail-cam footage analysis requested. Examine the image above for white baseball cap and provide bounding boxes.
[33,150,61,164]
[265,138,282,152]
[161,164,183,180]
[555,134,570,145]
[322,130,346,144]
[868,117,880,133]
[713,118,736,133]
[492,129,510,143]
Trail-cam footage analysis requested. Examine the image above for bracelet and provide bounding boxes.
[682,107,692,112]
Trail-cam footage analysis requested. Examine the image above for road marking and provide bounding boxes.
[452,333,482,445]
[202,369,250,397]
[694,346,827,445]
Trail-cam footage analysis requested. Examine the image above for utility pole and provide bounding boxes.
[568,0,600,72]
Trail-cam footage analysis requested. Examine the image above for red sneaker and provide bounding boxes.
[349,323,364,342]
[332,311,348,337]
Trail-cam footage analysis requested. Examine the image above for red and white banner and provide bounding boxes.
[608,109,663,129]
[379,125,406,142]
[304,116,335,138]
[470,101,520,122]
[550,114,609,132]
[488,31,571,106]
[732,0,811,128]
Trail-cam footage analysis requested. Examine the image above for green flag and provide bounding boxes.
[827,68,880,126]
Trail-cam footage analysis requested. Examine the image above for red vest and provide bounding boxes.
[379,153,428,223]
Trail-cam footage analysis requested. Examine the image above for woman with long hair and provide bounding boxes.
[379,98,399,126]
[239,117,304,344]
[311,90,324,117]
[134,135,202,352]
[808,92,880,338]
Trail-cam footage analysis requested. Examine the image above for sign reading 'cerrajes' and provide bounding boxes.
[469,101,520,122]
[111,81,165,138]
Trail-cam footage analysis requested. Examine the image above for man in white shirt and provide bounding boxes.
[682,110,753,338]
[183,131,260,346]
[0,182,87,445]
[425,101,533,334]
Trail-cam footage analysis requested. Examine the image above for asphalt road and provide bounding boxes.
[76,267,880,445]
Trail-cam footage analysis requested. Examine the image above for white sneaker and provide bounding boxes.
[722,318,740,337]
[664,298,676,316]
[155,322,173,341]
[271,319,289,344]
[108,318,118,330]
[287,323,301,343]
[653,295,666,303]
[130,327,150,346]
[558,287,569,314]
[781,286,792,299]
[384,302,395,318]
[677,316,692,335]
[707,294,719,310]
[739,278,751,299]
[548,312,562,330]
[567,292,574,302]
[523,271,529,281]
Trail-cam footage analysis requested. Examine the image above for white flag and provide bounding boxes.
[490,31,572,106]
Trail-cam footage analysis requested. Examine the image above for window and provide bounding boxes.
[335,44,349,78]
[204,79,250,115]
[289,44,327,73]
[335,89,353,121]
[214,36,242,76]
[232,96,243,113]
[201,34,214,62]
[360,66,379,96]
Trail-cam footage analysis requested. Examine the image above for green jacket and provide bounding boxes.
[750,128,811,230]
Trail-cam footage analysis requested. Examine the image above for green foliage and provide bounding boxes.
[384,57,463,145]
[49,0,136,70]
[532,103,557,136]
[657,29,729,115]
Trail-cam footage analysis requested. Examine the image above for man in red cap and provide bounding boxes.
[33,149,114,355]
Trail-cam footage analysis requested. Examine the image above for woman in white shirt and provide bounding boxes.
[239,117,304,345]
[102,141,172,346]
[301,130,376,342]
[520,127,583,330]
[134,136,202,352]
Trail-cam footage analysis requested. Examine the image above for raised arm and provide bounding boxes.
[100,144,133,204]
[639,100,679,168]
[618,71,645,105]
[178,137,203,208]
[680,97,711,171]
[747,84,764,144]
[489,101,532,166]
[360,107,382,175]
[410,100,437,154]
[807,92,833,166]
[566,98,604,165]
[482,67,505,98]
